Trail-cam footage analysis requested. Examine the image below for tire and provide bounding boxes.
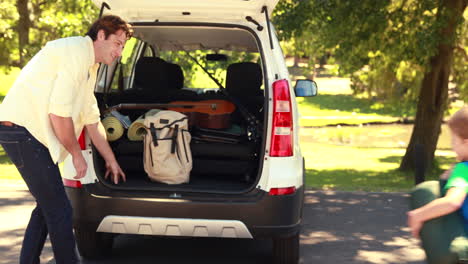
[273,233,299,264]
[74,228,114,259]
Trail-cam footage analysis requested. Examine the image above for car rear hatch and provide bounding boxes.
[70,0,285,196]
[93,0,278,22]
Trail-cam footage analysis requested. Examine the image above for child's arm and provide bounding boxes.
[407,187,466,238]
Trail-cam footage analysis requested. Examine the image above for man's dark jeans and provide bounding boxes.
[0,124,78,264]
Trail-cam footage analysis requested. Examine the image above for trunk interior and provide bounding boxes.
[92,133,262,193]
[91,25,266,194]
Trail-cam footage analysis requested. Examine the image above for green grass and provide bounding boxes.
[297,93,413,127]
[301,124,452,150]
[302,142,456,192]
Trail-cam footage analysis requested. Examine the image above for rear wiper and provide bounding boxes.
[170,42,225,89]
[245,16,263,31]
[186,51,225,89]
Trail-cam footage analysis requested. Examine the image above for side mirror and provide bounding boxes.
[294,79,318,97]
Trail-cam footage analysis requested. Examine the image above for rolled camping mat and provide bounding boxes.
[127,109,162,141]
[102,116,124,142]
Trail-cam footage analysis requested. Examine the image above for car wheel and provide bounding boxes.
[74,228,113,259]
[273,233,299,264]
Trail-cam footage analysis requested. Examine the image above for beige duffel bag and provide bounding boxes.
[143,110,192,184]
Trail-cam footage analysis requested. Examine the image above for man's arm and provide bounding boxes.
[85,122,126,184]
[49,114,87,179]
[407,187,466,238]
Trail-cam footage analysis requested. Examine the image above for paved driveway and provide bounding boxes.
[0,181,425,264]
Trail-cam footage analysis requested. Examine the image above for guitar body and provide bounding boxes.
[167,100,236,129]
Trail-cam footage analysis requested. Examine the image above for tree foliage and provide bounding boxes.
[273,0,467,100]
[274,0,467,171]
[0,0,98,68]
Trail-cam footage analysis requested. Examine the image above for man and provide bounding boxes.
[0,15,131,263]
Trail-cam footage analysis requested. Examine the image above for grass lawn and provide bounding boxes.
[302,141,455,192]
[0,67,459,192]
[296,77,415,127]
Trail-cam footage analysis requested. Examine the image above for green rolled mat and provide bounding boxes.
[102,116,124,142]
[127,109,161,141]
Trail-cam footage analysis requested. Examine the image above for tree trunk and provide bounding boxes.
[293,55,299,67]
[399,0,467,172]
[16,0,30,67]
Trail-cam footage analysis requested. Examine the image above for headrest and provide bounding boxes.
[166,63,184,90]
[226,62,262,97]
[134,57,168,90]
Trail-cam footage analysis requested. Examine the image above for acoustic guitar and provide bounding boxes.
[167,100,236,129]
[104,100,236,130]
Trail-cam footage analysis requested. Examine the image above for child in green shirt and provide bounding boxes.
[408,106,468,238]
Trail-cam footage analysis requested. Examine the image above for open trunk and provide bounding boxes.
[92,135,261,193]
[92,24,266,194]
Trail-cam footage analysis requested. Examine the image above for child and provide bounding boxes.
[408,106,468,238]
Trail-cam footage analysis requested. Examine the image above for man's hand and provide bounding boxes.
[85,122,126,184]
[49,114,85,179]
[105,160,126,184]
[72,153,88,179]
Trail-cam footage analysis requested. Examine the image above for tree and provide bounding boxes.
[274,0,467,172]
[400,0,467,171]
[0,0,98,68]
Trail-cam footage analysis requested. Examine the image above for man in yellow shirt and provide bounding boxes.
[0,15,130,263]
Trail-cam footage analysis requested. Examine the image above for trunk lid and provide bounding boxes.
[93,0,279,23]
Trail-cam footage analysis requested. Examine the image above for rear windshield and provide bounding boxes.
[104,25,263,92]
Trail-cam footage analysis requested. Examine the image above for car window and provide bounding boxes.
[109,37,154,91]
[159,50,262,90]
[106,26,264,92]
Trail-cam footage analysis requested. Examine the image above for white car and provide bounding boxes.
[63,1,317,263]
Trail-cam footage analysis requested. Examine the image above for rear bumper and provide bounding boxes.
[65,184,304,239]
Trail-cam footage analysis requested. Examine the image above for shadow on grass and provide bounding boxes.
[300,94,415,118]
[379,155,456,166]
[305,168,441,192]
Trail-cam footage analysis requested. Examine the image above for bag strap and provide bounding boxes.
[171,124,179,154]
[150,123,158,147]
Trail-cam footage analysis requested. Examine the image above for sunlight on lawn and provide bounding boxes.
[301,141,456,192]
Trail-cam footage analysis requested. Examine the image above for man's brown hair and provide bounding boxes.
[448,106,468,139]
[86,15,132,41]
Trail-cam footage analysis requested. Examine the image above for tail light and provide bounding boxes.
[269,187,296,196]
[78,129,86,150]
[63,179,83,188]
[270,79,293,157]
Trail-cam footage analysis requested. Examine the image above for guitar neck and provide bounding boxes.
[104,103,198,114]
